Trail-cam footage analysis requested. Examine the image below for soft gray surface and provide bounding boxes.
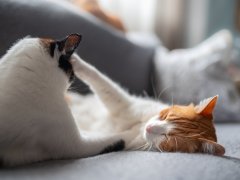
[216,124,240,158]
[0,124,239,180]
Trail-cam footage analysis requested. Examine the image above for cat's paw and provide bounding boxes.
[70,53,84,70]
[70,53,92,75]
[70,53,96,79]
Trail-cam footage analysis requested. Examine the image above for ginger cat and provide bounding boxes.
[69,54,225,156]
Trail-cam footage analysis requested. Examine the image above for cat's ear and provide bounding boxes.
[199,138,225,156]
[56,34,82,55]
[195,95,218,117]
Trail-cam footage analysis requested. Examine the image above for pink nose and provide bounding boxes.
[146,125,152,133]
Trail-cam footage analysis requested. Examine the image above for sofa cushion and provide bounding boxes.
[0,124,239,180]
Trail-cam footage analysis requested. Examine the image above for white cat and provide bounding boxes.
[0,34,127,166]
[0,35,224,166]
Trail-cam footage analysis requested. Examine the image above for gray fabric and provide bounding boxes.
[0,0,154,94]
[216,124,240,158]
[0,124,239,180]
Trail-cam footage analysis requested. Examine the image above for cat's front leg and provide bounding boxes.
[70,54,133,115]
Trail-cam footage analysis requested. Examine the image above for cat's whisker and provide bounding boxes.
[151,76,172,101]
[141,144,148,150]
[165,134,170,143]
[143,90,149,98]
[150,76,158,100]
[141,143,150,150]
[133,143,149,150]
[157,85,171,100]
[156,144,163,152]
[136,144,146,149]
[143,143,152,151]
[154,138,165,153]
[147,143,153,151]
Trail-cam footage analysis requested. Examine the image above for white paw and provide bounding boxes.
[70,53,96,80]
[70,53,85,72]
[70,53,82,64]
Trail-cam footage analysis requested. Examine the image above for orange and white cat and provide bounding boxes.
[69,54,225,155]
[0,34,224,166]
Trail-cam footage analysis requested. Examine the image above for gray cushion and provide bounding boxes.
[0,0,154,94]
[0,124,239,180]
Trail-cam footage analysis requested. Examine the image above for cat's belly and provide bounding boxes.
[67,92,148,150]
[67,92,144,133]
[68,93,115,133]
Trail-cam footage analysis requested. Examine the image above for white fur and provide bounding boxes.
[0,37,133,166]
[0,36,216,166]
[69,54,172,151]
[68,54,221,154]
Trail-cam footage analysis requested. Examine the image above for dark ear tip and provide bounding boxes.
[65,33,82,53]
[68,33,82,41]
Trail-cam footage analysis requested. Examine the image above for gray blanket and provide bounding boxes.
[0,124,239,180]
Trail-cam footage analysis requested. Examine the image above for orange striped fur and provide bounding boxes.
[158,96,225,155]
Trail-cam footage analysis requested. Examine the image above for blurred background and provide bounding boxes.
[1,0,240,94]
[69,0,240,115]
[95,0,238,49]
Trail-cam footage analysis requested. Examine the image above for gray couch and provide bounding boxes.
[0,0,239,180]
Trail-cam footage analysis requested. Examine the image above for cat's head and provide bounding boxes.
[5,34,82,83]
[40,33,82,80]
[144,95,225,155]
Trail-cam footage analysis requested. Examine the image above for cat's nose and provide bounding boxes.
[146,124,166,134]
[146,125,153,133]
